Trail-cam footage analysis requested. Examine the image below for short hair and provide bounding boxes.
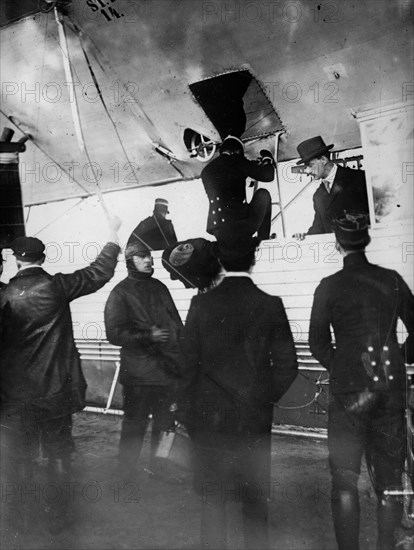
[338,236,371,252]
[219,250,256,272]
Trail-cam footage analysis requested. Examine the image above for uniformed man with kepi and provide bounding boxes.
[127,198,178,251]
[309,211,414,550]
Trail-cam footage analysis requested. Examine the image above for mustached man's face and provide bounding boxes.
[132,253,153,273]
[305,156,330,180]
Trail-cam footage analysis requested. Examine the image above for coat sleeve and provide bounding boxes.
[309,279,335,371]
[104,287,153,346]
[396,272,414,364]
[54,242,120,302]
[270,297,298,402]
[243,157,275,182]
[307,191,325,235]
[179,296,202,395]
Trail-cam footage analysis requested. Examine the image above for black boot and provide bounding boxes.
[45,456,72,535]
[377,493,403,550]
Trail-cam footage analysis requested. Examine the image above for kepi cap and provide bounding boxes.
[334,211,370,250]
[154,198,169,212]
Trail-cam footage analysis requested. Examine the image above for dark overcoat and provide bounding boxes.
[200,154,274,234]
[0,242,120,418]
[127,215,177,250]
[308,165,369,235]
[104,271,184,386]
[309,252,414,396]
[182,276,298,491]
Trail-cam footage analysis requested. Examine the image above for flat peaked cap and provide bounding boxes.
[296,136,334,165]
[125,241,151,259]
[334,211,370,249]
[11,236,45,261]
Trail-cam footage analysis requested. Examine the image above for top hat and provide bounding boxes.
[11,236,45,261]
[296,136,334,165]
[334,211,370,250]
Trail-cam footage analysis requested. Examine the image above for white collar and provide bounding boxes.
[324,163,338,187]
[224,271,252,280]
[18,264,43,272]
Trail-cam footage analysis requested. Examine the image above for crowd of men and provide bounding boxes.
[0,135,413,550]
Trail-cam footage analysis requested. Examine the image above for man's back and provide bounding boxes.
[184,276,297,432]
[310,252,414,394]
[201,154,274,204]
[127,215,177,250]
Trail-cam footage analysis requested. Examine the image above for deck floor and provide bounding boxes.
[1,411,412,550]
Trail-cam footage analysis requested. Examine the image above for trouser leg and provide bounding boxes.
[241,495,269,550]
[331,474,361,550]
[249,188,272,241]
[328,397,364,550]
[201,499,226,550]
[46,455,72,534]
[41,415,74,534]
[367,397,405,550]
[376,493,403,550]
[1,407,39,534]
[119,385,151,470]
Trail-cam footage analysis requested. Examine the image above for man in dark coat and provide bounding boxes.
[182,237,298,550]
[0,218,121,533]
[200,136,275,244]
[309,211,414,550]
[127,198,178,251]
[294,136,370,238]
[104,241,183,478]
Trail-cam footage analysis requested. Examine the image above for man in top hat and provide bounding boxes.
[181,236,298,549]
[104,240,183,479]
[127,198,178,251]
[0,217,121,534]
[309,211,414,550]
[294,136,369,239]
[200,135,276,245]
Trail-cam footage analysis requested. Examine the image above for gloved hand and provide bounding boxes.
[258,149,275,166]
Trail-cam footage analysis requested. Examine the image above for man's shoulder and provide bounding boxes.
[137,216,155,228]
[335,164,365,183]
[202,278,282,304]
[108,276,132,295]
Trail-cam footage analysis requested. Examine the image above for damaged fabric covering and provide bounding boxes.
[0,0,412,205]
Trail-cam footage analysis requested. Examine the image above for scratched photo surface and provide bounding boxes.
[0,1,413,549]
